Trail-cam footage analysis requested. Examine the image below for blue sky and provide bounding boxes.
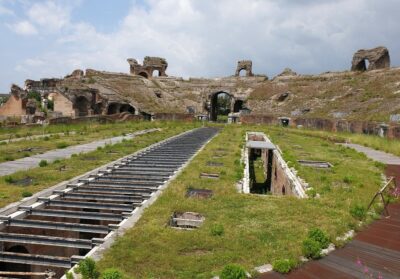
[0,0,399,92]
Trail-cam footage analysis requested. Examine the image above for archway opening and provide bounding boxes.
[0,245,30,273]
[355,59,370,71]
[119,104,135,114]
[75,96,89,117]
[138,72,148,78]
[107,103,119,115]
[233,100,244,113]
[238,69,247,77]
[210,92,232,122]
[152,69,161,77]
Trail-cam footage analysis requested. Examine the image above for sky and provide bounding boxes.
[0,0,399,92]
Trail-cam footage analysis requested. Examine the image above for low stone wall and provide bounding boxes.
[240,114,400,139]
[153,113,194,122]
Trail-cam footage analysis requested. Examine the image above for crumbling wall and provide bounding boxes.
[153,113,194,122]
[50,92,74,117]
[0,94,25,116]
[351,46,390,71]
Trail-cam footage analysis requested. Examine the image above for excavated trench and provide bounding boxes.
[0,127,218,279]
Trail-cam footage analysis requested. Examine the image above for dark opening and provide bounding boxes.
[119,104,135,114]
[75,96,89,117]
[210,92,232,122]
[79,206,100,256]
[233,100,244,113]
[107,103,119,115]
[282,185,286,195]
[0,245,30,273]
[354,59,369,71]
[280,118,290,127]
[138,72,148,78]
[249,148,270,194]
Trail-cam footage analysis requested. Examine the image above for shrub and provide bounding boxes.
[350,204,366,220]
[302,238,322,259]
[101,268,123,279]
[43,136,50,141]
[4,176,14,183]
[57,142,69,149]
[21,191,32,198]
[220,264,247,279]
[4,155,14,161]
[210,224,225,236]
[65,272,74,279]
[75,257,100,279]
[39,160,48,167]
[272,259,296,274]
[343,175,354,184]
[308,228,330,249]
[306,188,317,198]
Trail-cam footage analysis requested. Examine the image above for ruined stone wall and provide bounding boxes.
[153,113,194,122]
[0,94,25,116]
[270,154,296,196]
[51,92,74,117]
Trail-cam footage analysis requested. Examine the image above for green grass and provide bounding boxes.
[0,121,200,208]
[0,121,164,163]
[272,125,400,157]
[97,125,385,278]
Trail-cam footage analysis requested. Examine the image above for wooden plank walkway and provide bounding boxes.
[260,143,400,278]
[0,128,160,177]
[259,203,400,279]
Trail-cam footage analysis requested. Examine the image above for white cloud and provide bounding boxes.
[8,20,37,35]
[0,5,13,16]
[27,1,70,32]
[7,0,400,89]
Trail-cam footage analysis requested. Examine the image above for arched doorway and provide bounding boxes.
[233,100,244,113]
[107,103,119,115]
[210,92,232,122]
[138,72,148,78]
[119,104,135,114]
[0,245,30,272]
[75,96,89,117]
[353,59,370,71]
[151,70,161,77]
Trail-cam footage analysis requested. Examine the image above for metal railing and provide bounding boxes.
[367,177,396,217]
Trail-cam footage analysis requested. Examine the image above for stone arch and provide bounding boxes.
[75,96,90,117]
[209,91,233,121]
[0,245,30,272]
[107,103,120,115]
[138,72,149,78]
[235,60,253,77]
[119,104,135,114]
[151,69,161,77]
[233,99,244,113]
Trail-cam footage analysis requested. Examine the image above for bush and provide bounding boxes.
[210,224,224,236]
[44,136,50,141]
[21,191,32,198]
[56,142,69,149]
[5,176,14,183]
[306,188,317,198]
[65,272,74,279]
[101,268,123,279]
[343,175,354,184]
[220,264,247,279]
[308,228,330,249]
[39,160,48,167]
[350,204,366,220]
[272,259,296,274]
[302,238,322,259]
[75,258,100,279]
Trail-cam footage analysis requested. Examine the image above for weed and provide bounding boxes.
[210,224,225,236]
[57,142,69,149]
[272,259,296,274]
[76,258,100,279]
[302,238,321,259]
[4,176,14,184]
[308,228,330,249]
[350,204,366,220]
[39,160,48,167]
[220,264,247,279]
[21,191,32,198]
[101,268,123,279]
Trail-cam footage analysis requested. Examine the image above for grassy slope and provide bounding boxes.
[0,121,199,208]
[0,121,163,163]
[248,68,400,122]
[98,125,384,278]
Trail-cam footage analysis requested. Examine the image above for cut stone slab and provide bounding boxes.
[206,161,224,167]
[186,188,213,199]
[169,212,205,230]
[298,160,333,168]
[254,264,273,273]
[200,173,219,179]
